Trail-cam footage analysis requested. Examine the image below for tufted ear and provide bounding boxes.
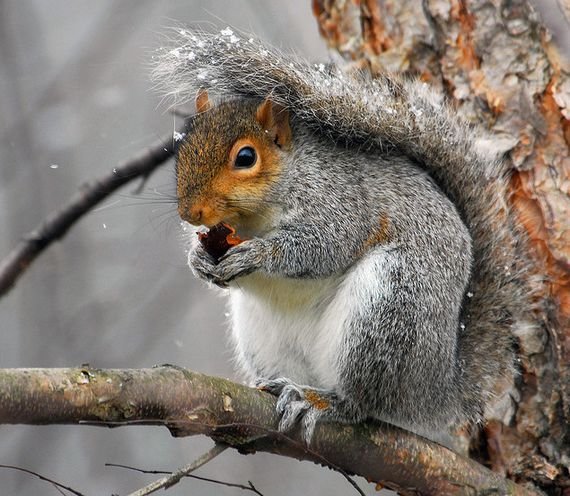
[195,88,212,113]
[256,99,291,148]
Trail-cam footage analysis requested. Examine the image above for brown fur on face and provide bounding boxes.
[177,98,291,228]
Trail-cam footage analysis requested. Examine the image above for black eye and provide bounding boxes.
[234,146,257,169]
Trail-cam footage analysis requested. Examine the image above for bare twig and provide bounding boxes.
[105,420,364,495]
[0,130,180,297]
[106,462,266,495]
[131,420,366,496]
[0,464,85,496]
[125,443,228,496]
[265,426,366,496]
[198,422,366,496]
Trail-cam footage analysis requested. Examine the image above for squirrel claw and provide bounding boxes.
[278,399,311,432]
[255,377,331,444]
[255,377,293,395]
[276,384,304,414]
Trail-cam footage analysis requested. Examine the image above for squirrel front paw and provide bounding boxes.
[215,238,267,283]
[189,238,267,287]
[255,377,338,445]
[189,244,227,287]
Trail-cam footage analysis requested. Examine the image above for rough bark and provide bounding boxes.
[0,367,541,496]
[312,0,569,493]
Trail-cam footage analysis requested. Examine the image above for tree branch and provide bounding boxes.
[0,131,179,297]
[106,463,266,496]
[0,367,542,496]
[126,443,228,496]
[0,464,85,496]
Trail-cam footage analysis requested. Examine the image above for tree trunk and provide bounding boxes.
[312,0,570,492]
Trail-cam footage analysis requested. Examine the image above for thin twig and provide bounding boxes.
[90,419,365,495]
[106,463,265,495]
[0,130,181,298]
[188,421,366,496]
[125,443,228,496]
[0,464,86,496]
[199,421,367,496]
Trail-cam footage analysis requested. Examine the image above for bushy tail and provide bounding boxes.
[153,28,531,418]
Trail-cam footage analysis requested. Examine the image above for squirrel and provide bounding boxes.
[153,28,530,443]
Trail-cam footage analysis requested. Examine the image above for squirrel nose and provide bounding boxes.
[180,201,216,226]
[188,206,203,224]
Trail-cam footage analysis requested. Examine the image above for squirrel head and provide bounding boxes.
[177,90,291,229]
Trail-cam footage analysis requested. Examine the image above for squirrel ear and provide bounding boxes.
[256,99,291,148]
[195,89,212,113]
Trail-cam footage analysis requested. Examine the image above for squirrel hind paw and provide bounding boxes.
[280,400,325,445]
[254,376,295,395]
[256,377,334,444]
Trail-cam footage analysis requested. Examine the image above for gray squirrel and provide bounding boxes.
[154,28,530,443]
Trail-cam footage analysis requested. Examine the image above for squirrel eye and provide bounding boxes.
[234,146,257,169]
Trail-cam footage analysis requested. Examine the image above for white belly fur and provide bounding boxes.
[229,273,345,388]
[227,249,394,389]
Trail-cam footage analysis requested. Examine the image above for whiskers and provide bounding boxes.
[122,187,178,206]
[98,180,183,235]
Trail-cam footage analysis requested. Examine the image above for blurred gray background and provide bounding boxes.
[0,1,567,495]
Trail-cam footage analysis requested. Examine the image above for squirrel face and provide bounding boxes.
[177,91,291,229]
